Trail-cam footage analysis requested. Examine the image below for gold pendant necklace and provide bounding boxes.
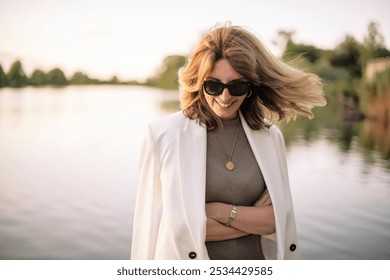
[216,127,239,171]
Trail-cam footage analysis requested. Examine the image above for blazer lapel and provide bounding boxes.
[240,112,286,259]
[176,117,208,255]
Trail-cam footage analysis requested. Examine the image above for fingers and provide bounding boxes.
[254,190,272,207]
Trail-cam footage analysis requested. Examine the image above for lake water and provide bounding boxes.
[0,86,389,260]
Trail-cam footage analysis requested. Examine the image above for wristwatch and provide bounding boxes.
[224,205,237,227]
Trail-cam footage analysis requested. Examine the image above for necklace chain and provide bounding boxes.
[215,126,239,171]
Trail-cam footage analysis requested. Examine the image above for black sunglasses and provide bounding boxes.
[203,80,251,96]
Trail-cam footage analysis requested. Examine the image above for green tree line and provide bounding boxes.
[278,22,390,120]
[0,61,140,88]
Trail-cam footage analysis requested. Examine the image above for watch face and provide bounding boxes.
[231,205,237,218]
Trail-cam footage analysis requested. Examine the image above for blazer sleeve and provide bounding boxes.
[271,126,300,260]
[131,124,162,259]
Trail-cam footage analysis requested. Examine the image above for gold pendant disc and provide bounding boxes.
[225,161,235,171]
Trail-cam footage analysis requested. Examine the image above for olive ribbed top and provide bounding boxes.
[205,117,266,260]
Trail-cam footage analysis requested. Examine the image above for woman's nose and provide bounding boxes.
[219,88,232,100]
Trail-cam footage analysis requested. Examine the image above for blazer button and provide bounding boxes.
[189,251,197,259]
[290,244,297,251]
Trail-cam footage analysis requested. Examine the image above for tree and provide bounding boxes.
[312,57,350,81]
[0,64,8,87]
[364,22,385,52]
[7,60,28,87]
[30,69,48,86]
[146,55,187,89]
[46,68,68,85]
[329,35,362,78]
[70,71,92,85]
[283,41,323,64]
[277,30,322,64]
[273,30,296,53]
[361,21,390,70]
[108,75,119,84]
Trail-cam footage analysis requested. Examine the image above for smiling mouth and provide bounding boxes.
[216,100,234,108]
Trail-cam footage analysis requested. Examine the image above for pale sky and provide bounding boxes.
[0,0,389,81]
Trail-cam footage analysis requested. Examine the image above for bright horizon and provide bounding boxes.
[0,0,389,81]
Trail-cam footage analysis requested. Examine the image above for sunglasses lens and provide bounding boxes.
[203,80,250,96]
[203,81,223,96]
[229,82,250,96]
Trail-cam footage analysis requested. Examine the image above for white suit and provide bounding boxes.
[131,111,300,260]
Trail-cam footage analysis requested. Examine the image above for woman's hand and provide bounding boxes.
[206,202,230,222]
[206,202,247,241]
[205,217,248,241]
[254,189,272,207]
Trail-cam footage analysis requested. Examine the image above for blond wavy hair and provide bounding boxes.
[178,24,326,130]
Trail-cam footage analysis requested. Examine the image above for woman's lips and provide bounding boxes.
[215,100,234,108]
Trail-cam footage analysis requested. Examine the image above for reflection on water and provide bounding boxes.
[362,120,390,162]
[0,86,389,259]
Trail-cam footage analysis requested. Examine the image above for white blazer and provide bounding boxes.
[131,111,300,260]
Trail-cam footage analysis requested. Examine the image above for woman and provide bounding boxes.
[131,24,326,260]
